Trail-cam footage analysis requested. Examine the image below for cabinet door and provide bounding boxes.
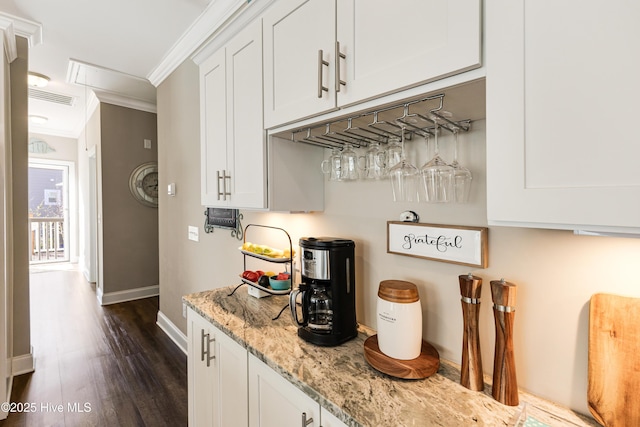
[226,19,267,209]
[212,324,248,427]
[188,308,249,427]
[200,48,229,207]
[263,0,337,128]
[187,309,215,427]
[336,0,481,107]
[249,354,320,427]
[486,0,640,233]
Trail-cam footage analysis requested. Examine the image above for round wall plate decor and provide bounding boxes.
[129,161,158,207]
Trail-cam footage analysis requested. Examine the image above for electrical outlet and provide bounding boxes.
[144,139,152,149]
[188,226,199,242]
[182,303,187,318]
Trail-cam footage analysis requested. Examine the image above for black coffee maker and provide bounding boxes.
[289,237,357,346]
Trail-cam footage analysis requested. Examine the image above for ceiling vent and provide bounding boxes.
[28,88,75,107]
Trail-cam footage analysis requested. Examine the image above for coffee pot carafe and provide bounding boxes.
[289,237,357,346]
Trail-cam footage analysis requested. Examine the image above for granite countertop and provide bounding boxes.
[183,285,598,427]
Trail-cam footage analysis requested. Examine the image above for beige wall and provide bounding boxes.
[99,104,158,294]
[10,37,30,358]
[157,60,640,417]
[157,59,212,325]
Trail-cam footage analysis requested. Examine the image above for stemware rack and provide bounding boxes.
[287,94,471,150]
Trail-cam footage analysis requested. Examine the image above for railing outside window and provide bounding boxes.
[29,217,66,263]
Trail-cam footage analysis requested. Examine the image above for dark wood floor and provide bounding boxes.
[1,265,187,427]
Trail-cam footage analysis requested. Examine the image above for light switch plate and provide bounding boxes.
[144,139,152,149]
[188,226,199,242]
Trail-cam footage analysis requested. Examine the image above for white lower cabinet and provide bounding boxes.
[187,308,248,427]
[188,308,346,427]
[248,354,348,427]
[319,407,348,427]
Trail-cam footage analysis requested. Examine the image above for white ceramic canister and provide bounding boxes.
[376,280,422,360]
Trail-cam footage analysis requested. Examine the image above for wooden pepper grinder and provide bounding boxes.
[491,278,519,406]
[459,273,484,391]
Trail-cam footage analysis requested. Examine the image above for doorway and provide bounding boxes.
[28,160,75,264]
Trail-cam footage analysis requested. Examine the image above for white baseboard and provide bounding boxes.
[98,285,159,306]
[83,268,96,283]
[157,310,187,355]
[1,376,11,420]
[12,347,35,376]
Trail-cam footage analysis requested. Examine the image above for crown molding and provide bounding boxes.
[92,89,157,114]
[147,0,247,87]
[0,12,42,50]
[10,14,42,47]
[0,16,17,62]
[191,0,276,66]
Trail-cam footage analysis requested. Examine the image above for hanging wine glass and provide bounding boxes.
[339,143,359,181]
[362,139,385,180]
[380,136,403,178]
[389,127,419,202]
[320,148,343,181]
[449,127,472,203]
[420,115,454,203]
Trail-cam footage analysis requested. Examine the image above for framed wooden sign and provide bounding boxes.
[387,222,488,268]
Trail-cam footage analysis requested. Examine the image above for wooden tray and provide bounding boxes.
[363,334,440,379]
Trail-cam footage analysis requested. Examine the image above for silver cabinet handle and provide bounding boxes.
[223,170,231,200]
[201,329,216,367]
[217,170,231,201]
[216,170,224,200]
[335,41,346,92]
[302,412,314,427]
[317,50,329,98]
[206,334,216,367]
[200,329,206,362]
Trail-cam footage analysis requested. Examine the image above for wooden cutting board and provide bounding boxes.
[588,293,640,426]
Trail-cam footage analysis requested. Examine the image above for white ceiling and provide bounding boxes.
[1,0,214,138]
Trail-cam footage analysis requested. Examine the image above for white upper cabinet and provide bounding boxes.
[486,0,640,233]
[200,48,228,207]
[262,0,337,128]
[263,0,482,129]
[201,19,267,209]
[336,0,482,107]
[200,15,324,212]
